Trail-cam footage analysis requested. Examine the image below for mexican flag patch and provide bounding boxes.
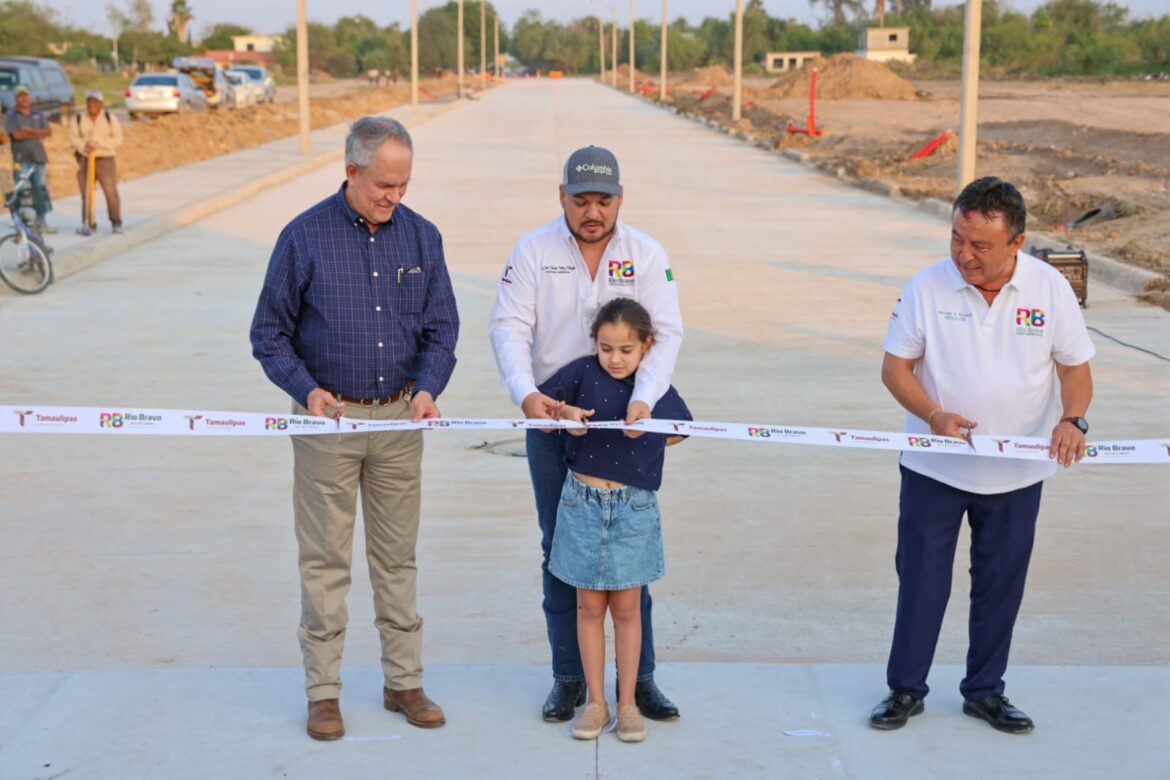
[665,269,674,282]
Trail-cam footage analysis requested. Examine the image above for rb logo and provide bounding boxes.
[747,427,770,438]
[907,436,932,448]
[1015,308,1045,327]
[608,260,634,278]
[265,417,289,430]
[100,412,124,428]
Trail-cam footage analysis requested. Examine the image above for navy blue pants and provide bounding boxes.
[886,466,1043,702]
[526,428,656,683]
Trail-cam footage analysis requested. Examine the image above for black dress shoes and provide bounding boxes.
[633,678,679,720]
[542,679,586,722]
[869,690,925,730]
[963,693,1034,733]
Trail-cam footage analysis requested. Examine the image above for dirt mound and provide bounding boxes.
[677,65,733,87]
[0,79,460,202]
[767,53,917,100]
[614,63,652,84]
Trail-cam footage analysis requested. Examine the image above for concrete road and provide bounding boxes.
[1,79,1168,779]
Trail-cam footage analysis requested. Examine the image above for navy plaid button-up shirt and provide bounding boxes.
[251,184,459,407]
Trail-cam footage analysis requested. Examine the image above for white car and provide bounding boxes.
[224,70,257,108]
[124,72,207,118]
[230,65,277,104]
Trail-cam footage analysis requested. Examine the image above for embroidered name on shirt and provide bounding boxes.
[937,309,972,323]
[1015,307,1046,336]
[541,264,575,275]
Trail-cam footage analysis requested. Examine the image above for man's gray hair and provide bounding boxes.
[345,116,413,168]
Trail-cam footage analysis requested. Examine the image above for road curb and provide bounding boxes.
[45,98,470,285]
[634,90,1165,298]
[51,146,344,282]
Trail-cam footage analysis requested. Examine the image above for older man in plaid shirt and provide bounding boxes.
[251,116,459,740]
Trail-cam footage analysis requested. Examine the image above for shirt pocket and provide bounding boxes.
[393,267,426,314]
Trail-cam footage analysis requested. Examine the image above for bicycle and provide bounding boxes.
[0,168,54,294]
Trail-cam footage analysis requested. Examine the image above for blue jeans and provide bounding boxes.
[886,466,1042,702]
[527,428,656,683]
[14,162,50,223]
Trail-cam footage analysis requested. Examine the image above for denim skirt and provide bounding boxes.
[548,473,665,591]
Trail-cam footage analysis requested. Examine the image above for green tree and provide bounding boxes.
[168,0,193,43]
[274,21,355,76]
[0,0,61,55]
[809,0,866,26]
[416,7,456,71]
[666,22,708,71]
[200,23,251,51]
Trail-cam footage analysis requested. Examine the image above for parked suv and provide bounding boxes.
[0,56,75,120]
[171,56,229,109]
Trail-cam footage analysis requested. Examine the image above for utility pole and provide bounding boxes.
[611,11,617,87]
[480,0,486,89]
[957,0,982,190]
[296,0,309,154]
[495,12,500,80]
[659,0,667,101]
[410,0,418,108]
[598,15,605,83]
[628,0,635,93]
[732,0,743,121]
[457,0,464,98]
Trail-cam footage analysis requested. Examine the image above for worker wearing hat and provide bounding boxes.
[68,89,124,235]
[2,84,56,234]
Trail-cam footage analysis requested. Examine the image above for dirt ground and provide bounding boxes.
[0,74,466,205]
[660,57,1170,308]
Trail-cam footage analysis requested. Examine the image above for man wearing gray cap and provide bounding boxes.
[490,145,684,723]
[68,90,123,235]
[2,84,55,234]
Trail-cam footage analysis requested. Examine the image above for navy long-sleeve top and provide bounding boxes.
[539,356,691,491]
[250,184,459,407]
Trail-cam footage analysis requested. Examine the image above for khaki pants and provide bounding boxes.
[291,398,424,701]
[75,153,121,226]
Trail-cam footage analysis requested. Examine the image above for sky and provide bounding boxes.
[47,0,1168,38]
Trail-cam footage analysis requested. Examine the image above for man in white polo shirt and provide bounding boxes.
[489,145,683,723]
[869,177,1094,734]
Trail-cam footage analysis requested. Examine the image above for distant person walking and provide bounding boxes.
[3,84,55,235]
[869,176,1095,735]
[69,90,123,235]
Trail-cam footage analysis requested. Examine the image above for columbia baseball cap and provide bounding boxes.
[14,85,30,95]
[562,145,621,196]
[85,90,104,102]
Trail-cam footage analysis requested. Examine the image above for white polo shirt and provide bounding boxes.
[489,216,682,408]
[884,252,1095,494]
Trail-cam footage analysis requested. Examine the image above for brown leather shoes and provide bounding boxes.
[307,698,344,740]
[383,686,446,728]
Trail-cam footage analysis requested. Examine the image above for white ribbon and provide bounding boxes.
[2,405,1167,464]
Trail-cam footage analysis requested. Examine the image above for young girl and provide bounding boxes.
[537,297,691,744]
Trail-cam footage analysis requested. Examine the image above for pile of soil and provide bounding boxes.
[677,65,734,87]
[0,78,459,201]
[614,64,652,84]
[664,73,1170,303]
[766,53,918,100]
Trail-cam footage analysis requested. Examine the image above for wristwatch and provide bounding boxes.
[1061,416,1089,434]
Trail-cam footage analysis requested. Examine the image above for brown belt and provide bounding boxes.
[332,382,413,407]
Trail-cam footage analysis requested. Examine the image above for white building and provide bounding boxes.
[857,27,917,64]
